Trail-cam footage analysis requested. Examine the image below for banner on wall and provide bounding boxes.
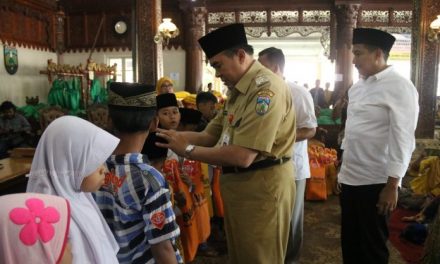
[4,45,18,75]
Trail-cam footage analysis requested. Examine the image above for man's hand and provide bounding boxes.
[180,173,194,188]
[156,128,189,157]
[376,177,399,215]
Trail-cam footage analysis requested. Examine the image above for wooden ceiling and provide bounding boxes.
[58,0,413,14]
[0,0,413,53]
[59,0,129,14]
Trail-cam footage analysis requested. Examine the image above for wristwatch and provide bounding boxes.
[184,144,196,158]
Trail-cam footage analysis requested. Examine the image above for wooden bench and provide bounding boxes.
[0,157,33,195]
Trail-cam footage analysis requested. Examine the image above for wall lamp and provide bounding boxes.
[154,18,180,45]
[428,15,440,43]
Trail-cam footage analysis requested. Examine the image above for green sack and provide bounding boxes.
[90,79,110,104]
[17,103,47,120]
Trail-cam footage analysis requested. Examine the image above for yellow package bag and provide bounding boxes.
[410,156,440,195]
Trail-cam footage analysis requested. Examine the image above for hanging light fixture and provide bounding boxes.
[427,15,440,43]
[154,18,180,45]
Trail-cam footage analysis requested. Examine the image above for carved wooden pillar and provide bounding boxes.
[182,6,206,94]
[411,0,440,138]
[333,3,360,100]
[136,0,163,84]
[54,10,65,54]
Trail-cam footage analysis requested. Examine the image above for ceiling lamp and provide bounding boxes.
[154,18,180,45]
[428,15,440,43]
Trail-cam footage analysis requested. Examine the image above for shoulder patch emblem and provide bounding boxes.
[255,75,270,87]
[150,211,166,230]
[255,95,271,115]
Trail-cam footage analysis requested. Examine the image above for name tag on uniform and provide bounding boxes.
[221,131,231,146]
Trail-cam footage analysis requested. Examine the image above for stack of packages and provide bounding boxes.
[175,91,191,107]
[182,94,197,109]
[409,154,440,197]
[306,145,338,200]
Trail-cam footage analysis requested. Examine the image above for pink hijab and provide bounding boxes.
[0,193,70,264]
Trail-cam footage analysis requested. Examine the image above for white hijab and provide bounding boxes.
[26,116,120,264]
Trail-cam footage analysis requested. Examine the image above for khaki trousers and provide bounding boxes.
[220,162,296,264]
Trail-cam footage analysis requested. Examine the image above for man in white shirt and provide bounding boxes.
[338,28,419,264]
[258,47,317,264]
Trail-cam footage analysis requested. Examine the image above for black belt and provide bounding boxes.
[222,157,291,174]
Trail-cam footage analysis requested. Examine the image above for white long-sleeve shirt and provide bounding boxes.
[288,81,317,181]
[338,66,419,186]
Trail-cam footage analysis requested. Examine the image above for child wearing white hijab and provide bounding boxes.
[0,193,71,264]
[26,116,120,264]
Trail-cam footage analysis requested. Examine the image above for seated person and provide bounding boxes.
[0,101,32,157]
[402,196,440,224]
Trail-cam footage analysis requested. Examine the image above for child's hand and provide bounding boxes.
[402,213,425,223]
[181,174,193,188]
[174,191,186,207]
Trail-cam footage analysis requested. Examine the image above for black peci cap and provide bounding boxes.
[156,93,179,110]
[198,23,248,59]
[352,28,396,53]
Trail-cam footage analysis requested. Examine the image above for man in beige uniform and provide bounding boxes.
[156,23,296,263]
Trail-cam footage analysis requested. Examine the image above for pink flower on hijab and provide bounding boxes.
[9,198,60,245]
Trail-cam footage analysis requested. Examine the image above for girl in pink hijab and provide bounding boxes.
[26,116,120,264]
[0,193,71,264]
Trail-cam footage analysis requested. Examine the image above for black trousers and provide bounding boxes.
[339,184,389,264]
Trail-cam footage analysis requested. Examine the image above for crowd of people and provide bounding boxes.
[0,23,421,264]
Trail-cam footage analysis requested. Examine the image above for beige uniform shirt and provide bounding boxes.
[205,61,296,160]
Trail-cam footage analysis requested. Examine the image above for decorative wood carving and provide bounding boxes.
[207,8,332,29]
[137,0,162,84]
[40,59,116,108]
[206,8,332,59]
[182,6,207,93]
[412,0,440,138]
[335,4,360,49]
[54,10,65,53]
[333,3,360,103]
[0,1,55,51]
[357,7,412,27]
